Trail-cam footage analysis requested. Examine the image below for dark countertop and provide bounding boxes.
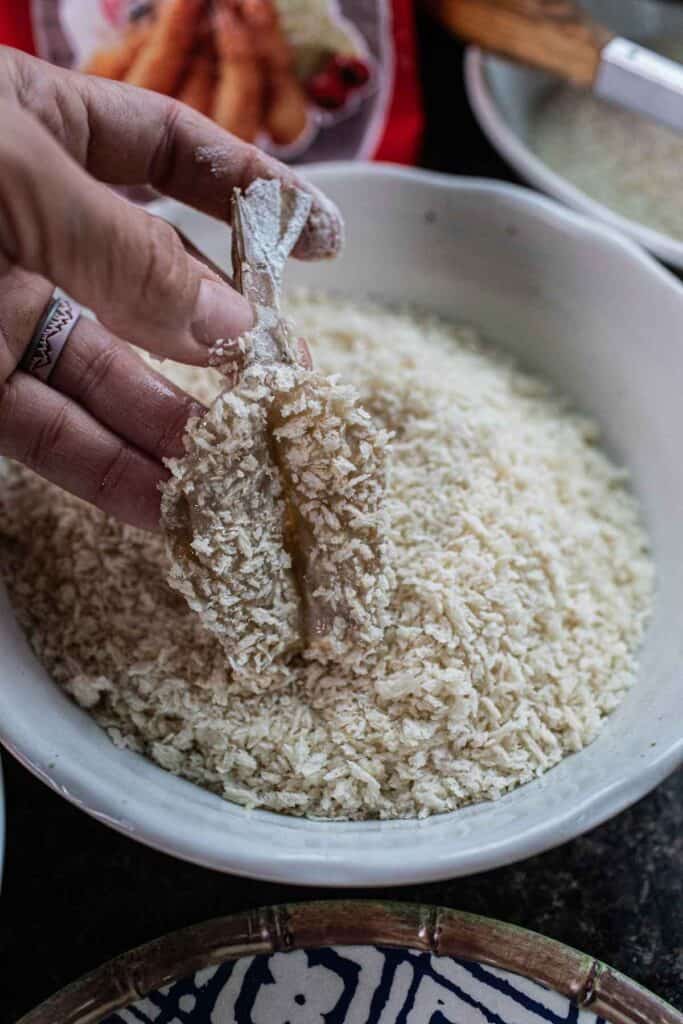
[0,15,681,1021]
[1,755,681,1019]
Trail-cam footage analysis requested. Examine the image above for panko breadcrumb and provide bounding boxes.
[0,296,654,819]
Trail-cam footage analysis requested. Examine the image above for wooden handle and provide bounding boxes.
[431,0,613,86]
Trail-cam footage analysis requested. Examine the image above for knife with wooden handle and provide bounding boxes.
[431,0,683,134]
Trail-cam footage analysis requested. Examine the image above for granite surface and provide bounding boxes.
[0,13,681,1022]
[1,755,681,1021]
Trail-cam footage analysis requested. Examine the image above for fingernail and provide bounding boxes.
[293,187,345,260]
[191,279,253,347]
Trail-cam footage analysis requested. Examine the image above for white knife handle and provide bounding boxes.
[595,37,683,135]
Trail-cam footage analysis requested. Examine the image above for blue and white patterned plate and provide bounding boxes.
[19,903,681,1024]
[102,945,604,1024]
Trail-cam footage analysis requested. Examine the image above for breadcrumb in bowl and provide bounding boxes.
[0,295,655,820]
[0,168,680,884]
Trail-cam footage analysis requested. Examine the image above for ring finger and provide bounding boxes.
[0,269,207,528]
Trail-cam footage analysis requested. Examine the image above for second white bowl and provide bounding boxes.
[464,0,683,269]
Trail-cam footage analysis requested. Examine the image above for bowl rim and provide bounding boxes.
[463,46,683,270]
[1,164,682,887]
[16,900,681,1024]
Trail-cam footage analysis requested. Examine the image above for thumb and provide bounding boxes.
[0,101,252,364]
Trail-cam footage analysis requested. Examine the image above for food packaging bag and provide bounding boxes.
[27,0,423,164]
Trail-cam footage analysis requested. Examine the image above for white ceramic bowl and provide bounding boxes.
[464,0,683,269]
[0,165,682,886]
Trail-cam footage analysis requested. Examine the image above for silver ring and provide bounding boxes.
[21,294,81,382]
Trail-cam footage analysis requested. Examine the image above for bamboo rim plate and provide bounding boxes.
[18,901,681,1024]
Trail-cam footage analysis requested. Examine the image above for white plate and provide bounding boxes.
[0,165,682,885]
[464,0,683,269]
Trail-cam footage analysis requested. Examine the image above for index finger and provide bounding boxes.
[2,48,343,261]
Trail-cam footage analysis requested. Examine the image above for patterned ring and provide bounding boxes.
[20,294,81,383]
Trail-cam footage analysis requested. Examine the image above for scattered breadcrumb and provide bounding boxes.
[0,296,654,819]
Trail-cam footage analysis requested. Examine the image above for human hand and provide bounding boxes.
[0,47,341,529]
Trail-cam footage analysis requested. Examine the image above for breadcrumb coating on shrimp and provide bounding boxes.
[161,179,393,681]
